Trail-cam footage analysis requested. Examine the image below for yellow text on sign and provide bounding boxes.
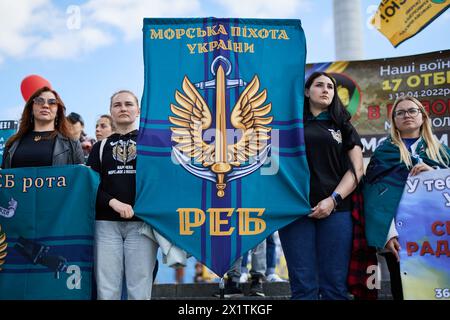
[178,208,266,236]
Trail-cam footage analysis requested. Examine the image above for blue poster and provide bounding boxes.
[0,165,99,300]
[396,169,450,300]
[0,121,18,167]
[135,18,310,276]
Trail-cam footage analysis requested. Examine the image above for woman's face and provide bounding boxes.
[110,92,139,126]
[306,75,335,109]
[95,117,113,140]
[393,100,424,137]
[32,91,58,124]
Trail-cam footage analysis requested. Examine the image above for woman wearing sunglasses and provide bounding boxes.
[364,96,450,300]
[1,86,84,168]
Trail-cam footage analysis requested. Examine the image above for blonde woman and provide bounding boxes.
[87,90,158,300]
[364,96,450,300]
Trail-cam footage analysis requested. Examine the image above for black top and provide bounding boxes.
[304,112,362,211]
[87,130,141,222]
[11,131,56,168]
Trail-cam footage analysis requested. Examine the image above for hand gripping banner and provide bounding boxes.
[0,165,99,299]
[396,169,450,300]
[135,18,310,276]
[0,120,18,167]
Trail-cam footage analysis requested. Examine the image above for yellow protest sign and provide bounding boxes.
[371,0,450,47]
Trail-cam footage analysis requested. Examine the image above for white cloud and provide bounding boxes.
[0,0,204,64]
[0,0,50,58]
[0,0,114,63]
[0,0,311,64]
[82,0,203,40]
[32,27,114,59]
[211,0,312,18]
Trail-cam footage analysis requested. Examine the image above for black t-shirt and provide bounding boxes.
[11,131,56,168]
[87,130,141,222]
[304,112,362,211]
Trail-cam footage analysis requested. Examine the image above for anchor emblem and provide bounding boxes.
[169,56,273,197]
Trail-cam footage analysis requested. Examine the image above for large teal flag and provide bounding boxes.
[0,120,18,167]
[0,165,99,299]
[135,18,310,276]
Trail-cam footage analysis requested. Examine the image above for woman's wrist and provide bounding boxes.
[331,191,342,208]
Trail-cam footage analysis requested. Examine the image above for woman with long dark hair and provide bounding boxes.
[279,72,364,300]
[2,86,84,168]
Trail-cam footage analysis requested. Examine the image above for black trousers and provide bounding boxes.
[381,252,404,300]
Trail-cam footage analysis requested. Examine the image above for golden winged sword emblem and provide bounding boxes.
[169,56,273,197]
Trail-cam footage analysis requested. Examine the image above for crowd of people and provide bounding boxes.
[2,70,448,300]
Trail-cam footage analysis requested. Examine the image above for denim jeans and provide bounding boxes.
[279,211,353,300]
[94,221,159,300]
[229,240,266,282]
[241,234,277,276]
[265,233,277,275]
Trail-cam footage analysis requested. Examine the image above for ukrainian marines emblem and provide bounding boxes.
[169,56,273,197]
[111,140,137,164]
[328,129,342,144]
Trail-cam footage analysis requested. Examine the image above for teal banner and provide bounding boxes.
[0,165,99,300]
[396,169,450,300]
[135,18,310,276]
[0,120,18,167]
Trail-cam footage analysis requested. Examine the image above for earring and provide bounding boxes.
[55,116,58,127]
[30,114,34,124]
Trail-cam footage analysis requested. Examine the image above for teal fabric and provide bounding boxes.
[135,18,311,276]
[0,122,17,167]
[307,110,331,121]
[0,165,99,299]
[363,137,450,248]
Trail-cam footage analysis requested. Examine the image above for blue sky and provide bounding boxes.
[0,0,449,137]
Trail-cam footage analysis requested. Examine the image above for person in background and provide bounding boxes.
[364,96,450,300]
[265,233,286,282]
[67,112,95,160]
[240,233,286,284]
[215,241,266,298]
[279,72,364,300]
[67,112,85,141]
[95,114,116,141]
[2,86,84,168]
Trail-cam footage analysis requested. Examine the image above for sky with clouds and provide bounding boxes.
[0,0,449,137]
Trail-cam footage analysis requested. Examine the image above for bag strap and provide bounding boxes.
[99,138,107,166]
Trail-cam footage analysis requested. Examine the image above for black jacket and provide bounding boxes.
[87,130,141,221]
[1,133,84,169]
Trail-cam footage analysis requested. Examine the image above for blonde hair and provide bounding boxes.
[390,96,449,168]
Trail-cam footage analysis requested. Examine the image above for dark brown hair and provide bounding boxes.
[6,86,71,148]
